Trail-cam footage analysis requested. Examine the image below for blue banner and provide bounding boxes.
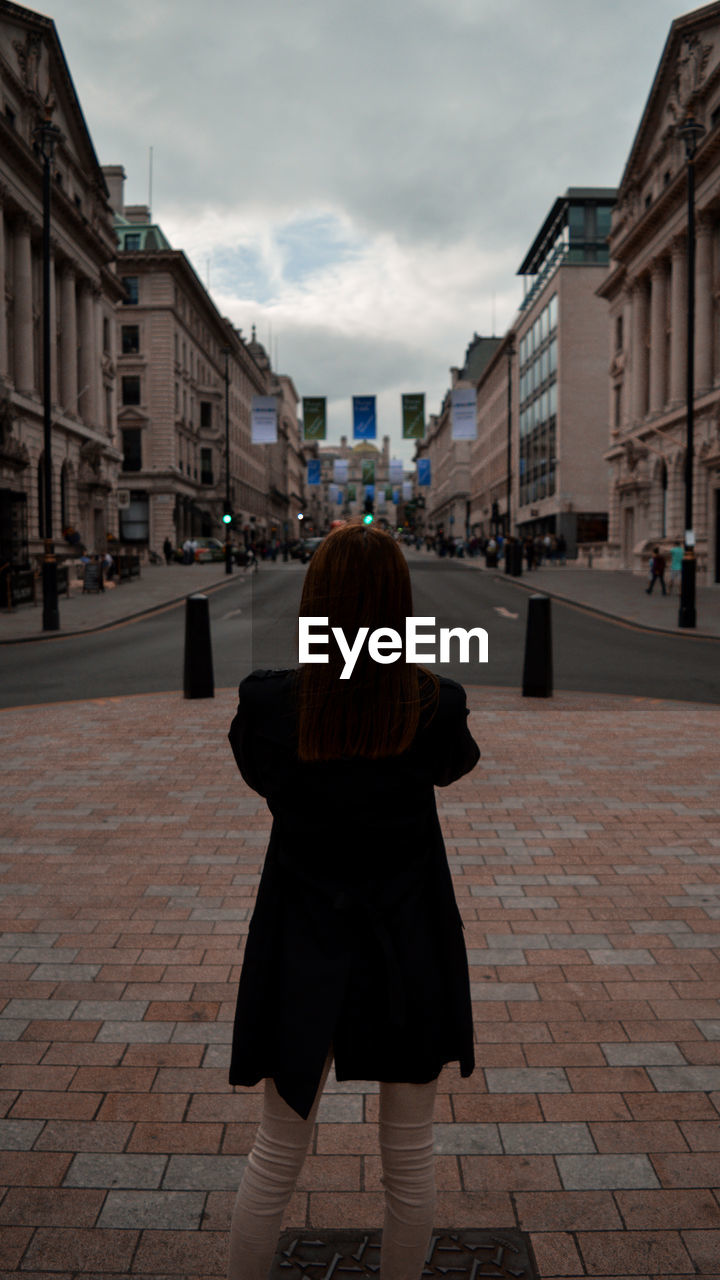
[364,484,375,500]
[353,395,376,440]
[417,458,431,487]
[392,488,400,505]
[307,459,321,485]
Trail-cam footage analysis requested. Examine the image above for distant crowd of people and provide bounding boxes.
[420,530,568,566]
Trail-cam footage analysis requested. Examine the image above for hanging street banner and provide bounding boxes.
[303,397,327,440]
[353,395,376,440]
[361,459,375,485]
[307,459,321,485]
[402,480,413,500]
[417,458,431,486]
[336,489,344,504]
[392,489,400,505]
[364,484,375,500]
[385,486,393,500]
[347,484,356,501]
[402,393,425,439]
[389,458,404,484]
[328,483,339,503]
[333,458,348,484]
[451,386,477,440]
[251,395,278,444]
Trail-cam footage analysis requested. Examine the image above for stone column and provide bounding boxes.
[0,189,7,379]
[59,263,77,415]
[77,278,96,426]
[630,278,649,425]
[13,216,34,393]
[649,259,667,416]
[669,239,687,407]
[695,216,713,394]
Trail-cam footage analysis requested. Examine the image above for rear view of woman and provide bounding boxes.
[227,521,480,1280]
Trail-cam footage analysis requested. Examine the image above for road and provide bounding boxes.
[1,558,719,708]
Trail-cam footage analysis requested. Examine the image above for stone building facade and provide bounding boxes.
[469,332,515,537]
[417,335,500,543]
[303,436,402,532]
[106,167,273,554]
[0,1,123,576]
[599,1,720,582]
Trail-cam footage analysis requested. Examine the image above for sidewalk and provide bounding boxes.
[1,685,719,1278]
[0,561,279,644]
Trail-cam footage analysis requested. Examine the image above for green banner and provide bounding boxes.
[347,484,356,501]
[361,459,375,485]
[402,393,425,439]
[385,486,393,500]
[303,397,326,440]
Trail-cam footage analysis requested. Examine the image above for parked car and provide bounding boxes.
[301,536,324,561]
[174,537,227,563]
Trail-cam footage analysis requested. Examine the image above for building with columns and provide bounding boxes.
[303,435,403,532]
[106,166,276,553]
[0,1,123,578]
[600,1,720,583]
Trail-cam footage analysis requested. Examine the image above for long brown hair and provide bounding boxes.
[296,522,437,761]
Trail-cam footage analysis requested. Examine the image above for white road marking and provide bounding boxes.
[494,606,519,619]
[221,608,244,620]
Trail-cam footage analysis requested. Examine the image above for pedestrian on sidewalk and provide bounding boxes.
[163,536,173,565]
[646,545,667,595]
[226,520,479,1280]
[668,538,684,594]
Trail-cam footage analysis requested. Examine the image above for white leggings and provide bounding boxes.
[227,1048,439,1280]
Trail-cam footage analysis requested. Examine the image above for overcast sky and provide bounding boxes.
[44,0,688,457]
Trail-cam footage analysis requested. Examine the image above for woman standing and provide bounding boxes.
[226,521,480,1280]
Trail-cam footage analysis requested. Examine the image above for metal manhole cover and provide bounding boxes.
[273,1229,539,1278]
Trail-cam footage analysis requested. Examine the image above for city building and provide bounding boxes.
[105,166,273,554]
[0,0,123,581]
[244,331,305,543]
[513,188,617,557]
[418,335,500,544]
[469,331,515,538]
[303,435,403,532]
[599,1,720,582]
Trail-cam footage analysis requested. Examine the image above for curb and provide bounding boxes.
[0,572,241,645]
[492,571,720,641]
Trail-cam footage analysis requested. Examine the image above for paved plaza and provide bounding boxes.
[1,679,719,1278]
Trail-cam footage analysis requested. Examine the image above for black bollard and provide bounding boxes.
[522,594,553,698]
[184,593,214,699]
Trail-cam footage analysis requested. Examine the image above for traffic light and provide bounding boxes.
[363,495,374,524]
[222,499,232,526]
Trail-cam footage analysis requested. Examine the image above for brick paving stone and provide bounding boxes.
[0,1187,105,1227]
[96,1190,206,1230]
[499,1121,595,1153]
[516,1190,623,1230]
[557,1153,660,1190]
[577,1229,694,1274]
[63,1153,168,1188]
[20,1227,139,1273]
[615,1188,720,1229]
[529,1231,584,1277]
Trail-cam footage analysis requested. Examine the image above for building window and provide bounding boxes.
[121,276,139,305]
[121,325,140,355]
[200,448,213,485]
[121,376,141,406]
[5,104,16,127]
[615,314,623,351]
[60,462,69,531]
[124,232,141,250]
[37,458,46,538]
[103,317,111,353]
[614,383,622,429]
[119,491,149,542]
[121,428,142,472]
[200,400,212,428]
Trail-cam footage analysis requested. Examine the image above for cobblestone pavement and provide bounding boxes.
[1,686,720,1278]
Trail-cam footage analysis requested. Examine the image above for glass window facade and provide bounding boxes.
[518,293,558,507]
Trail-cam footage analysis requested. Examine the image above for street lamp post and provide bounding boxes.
[222,346,233,575]
[678,112,706,629]
[34,108,62,631]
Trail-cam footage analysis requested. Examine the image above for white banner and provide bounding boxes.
[451,386,477,440]
[328,483,339,502]
[389,458,404,484]
[402,481,413,500]
[251,395,278,444]
[333,458,349,484]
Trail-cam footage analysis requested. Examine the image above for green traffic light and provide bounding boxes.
[222,513,232,524]
[362,513,373,525]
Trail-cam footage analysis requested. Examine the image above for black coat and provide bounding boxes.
[227,669,480,1119]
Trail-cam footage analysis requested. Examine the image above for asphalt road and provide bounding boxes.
[1,559,719,708]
